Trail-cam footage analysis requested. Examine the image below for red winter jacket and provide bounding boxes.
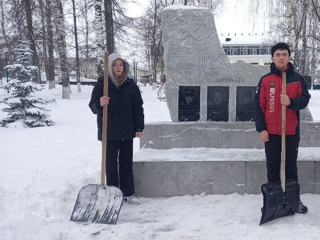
[255,62,310,135]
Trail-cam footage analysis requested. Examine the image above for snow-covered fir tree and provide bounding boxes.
[0,43,54,128]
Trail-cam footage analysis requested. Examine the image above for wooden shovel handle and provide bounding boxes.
[101,52,109,185]
[281,71,286,192]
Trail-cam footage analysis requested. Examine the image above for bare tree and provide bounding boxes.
[286,0,295,52]
[310,0,320,22]
[104,0,114,53]
[46,0,55,89]
[95,0,104,76]
[24,0,40,83]
[206,0,224,11]
[53,0,70,99]
[136,0,164,85]
[72,0,81,93]
[151,0,161,85]
[0,0,9,45]
[78,0,94,60]
[93,0,133,76]
[37,0,56,88]
[38,0,48,82]
[249,0,320,82]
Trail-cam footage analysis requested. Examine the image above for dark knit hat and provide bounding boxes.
[271,42,291,57]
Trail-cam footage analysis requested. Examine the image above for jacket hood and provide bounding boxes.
[108,53,130,86]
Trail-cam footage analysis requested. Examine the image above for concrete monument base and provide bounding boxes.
[140,122,320,150]
[133,148,320,197]
[133,122,320,197]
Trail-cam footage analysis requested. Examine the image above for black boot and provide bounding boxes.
[296,200,308,214]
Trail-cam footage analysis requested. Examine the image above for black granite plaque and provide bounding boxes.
[236,86,256,121]
[178,86,200,121]
[207,86,229,121]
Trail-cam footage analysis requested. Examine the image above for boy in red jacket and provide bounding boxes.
[255,42,310,213]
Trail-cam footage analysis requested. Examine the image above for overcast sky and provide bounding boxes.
[125,0,150,18]
[125,0,269,43]
[214,0,269,43]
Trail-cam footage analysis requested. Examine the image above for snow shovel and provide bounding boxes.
[259,71,300,225]
[70,52,123,224]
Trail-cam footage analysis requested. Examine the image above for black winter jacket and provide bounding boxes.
[89,77,144,141]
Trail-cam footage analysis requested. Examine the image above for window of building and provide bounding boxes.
[222,44,273,56]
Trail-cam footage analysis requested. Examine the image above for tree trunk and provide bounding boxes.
[72,0,81,93]
[104,0,114,53]
[286,0,296,60]
[311,6,317,89]
[152,0,158,85]
[24,0,40,83]
[39,0,48,83]
[301,0,308,76]
[46,0,55,89]
[0,0,8,45]
[310,0,320,22]
[54,0,70,99]
[83,0,90,60]
[95,0,104,76]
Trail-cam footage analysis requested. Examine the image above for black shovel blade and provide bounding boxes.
[260,181,300,225]
[70,184,123,224]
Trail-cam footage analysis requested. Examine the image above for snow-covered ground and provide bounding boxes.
[1,84,320,240]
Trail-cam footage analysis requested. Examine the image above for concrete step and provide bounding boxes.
[133,147,320,197]
[140,122,320,149]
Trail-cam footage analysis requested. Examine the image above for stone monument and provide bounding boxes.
[161,6,312,123]
[132,6,319,198]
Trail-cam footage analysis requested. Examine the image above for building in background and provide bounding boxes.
[129,63,149,84]
[218,32,273,65]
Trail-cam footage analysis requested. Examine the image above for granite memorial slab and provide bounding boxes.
[162,6,312,122]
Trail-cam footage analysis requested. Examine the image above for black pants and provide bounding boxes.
[106,139,135,197]
[264,134,300,183]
